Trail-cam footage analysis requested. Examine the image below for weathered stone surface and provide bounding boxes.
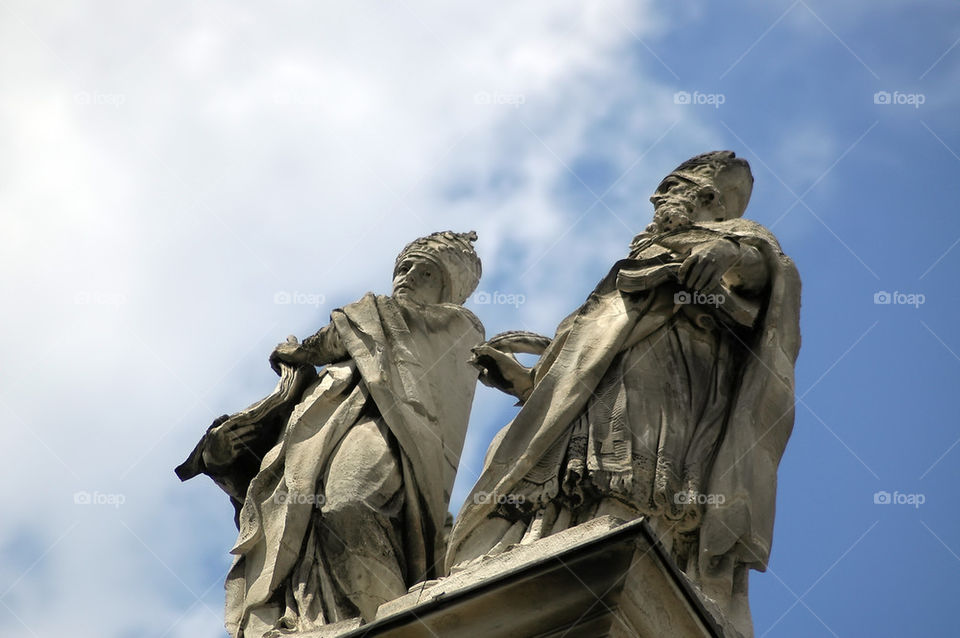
[296,517,728,638]
[451,152,801,637]
[178,152,801,638]
[178,232,485,637]
[292,618,362,637]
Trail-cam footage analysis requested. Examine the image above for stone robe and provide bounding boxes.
[447,219,800,636]
[227,293,482,636]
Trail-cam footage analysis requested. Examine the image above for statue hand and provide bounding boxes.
[269,337,311,374]
[678,239,740,293]
[203,417,261,469]
[470,344,534,400]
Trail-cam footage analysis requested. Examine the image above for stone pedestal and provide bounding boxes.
[298,516,729,638]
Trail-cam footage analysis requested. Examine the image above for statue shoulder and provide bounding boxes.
[436,302,485,340]
[708,218,784,252]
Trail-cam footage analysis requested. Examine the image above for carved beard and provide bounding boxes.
[649,191,728,234]
[651,206,693,233]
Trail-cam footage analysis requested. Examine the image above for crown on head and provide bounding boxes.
[394,231,482,305]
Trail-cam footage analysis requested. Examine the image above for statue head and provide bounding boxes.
[393,231,482,305]
[648,151,753,231]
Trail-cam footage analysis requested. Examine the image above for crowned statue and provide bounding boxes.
[177,231,484,637]
[177,152,801,638]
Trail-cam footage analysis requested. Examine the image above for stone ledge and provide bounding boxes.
[296,516,728,638]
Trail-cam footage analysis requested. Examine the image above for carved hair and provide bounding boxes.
[668,150,753,216]
[647,151,754,233]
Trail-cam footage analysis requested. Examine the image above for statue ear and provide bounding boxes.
[698,184,721,205]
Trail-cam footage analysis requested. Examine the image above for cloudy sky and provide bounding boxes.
[2,1,958,636]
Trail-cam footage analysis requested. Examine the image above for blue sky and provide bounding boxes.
[1,1,958,637]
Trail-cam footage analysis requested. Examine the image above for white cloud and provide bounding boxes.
[0,2,732,636]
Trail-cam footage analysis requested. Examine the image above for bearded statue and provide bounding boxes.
[451,153,801,638]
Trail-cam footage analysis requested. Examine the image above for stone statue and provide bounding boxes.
[177,231,484,637]
[448,152,801,637]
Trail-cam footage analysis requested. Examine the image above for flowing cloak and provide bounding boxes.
[225,293,483,634]
[446,218,800,581]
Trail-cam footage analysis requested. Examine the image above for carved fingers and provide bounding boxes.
[223,422,261,453]
[470,344,533,398]
[678,239,740,293]
[269,341,308,374]
[203,419,262,469]
[470,344,512,385]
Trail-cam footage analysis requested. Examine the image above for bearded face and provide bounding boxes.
[649,175,726,230]
[647,156,753,232]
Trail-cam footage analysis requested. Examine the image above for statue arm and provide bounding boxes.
[176,362,319,526]
[723,241,769,293]
[472,344,536,401]
[679,237,770,297]
[300,323,350,365]
[269,322,349,373]
[470,331,551,402]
